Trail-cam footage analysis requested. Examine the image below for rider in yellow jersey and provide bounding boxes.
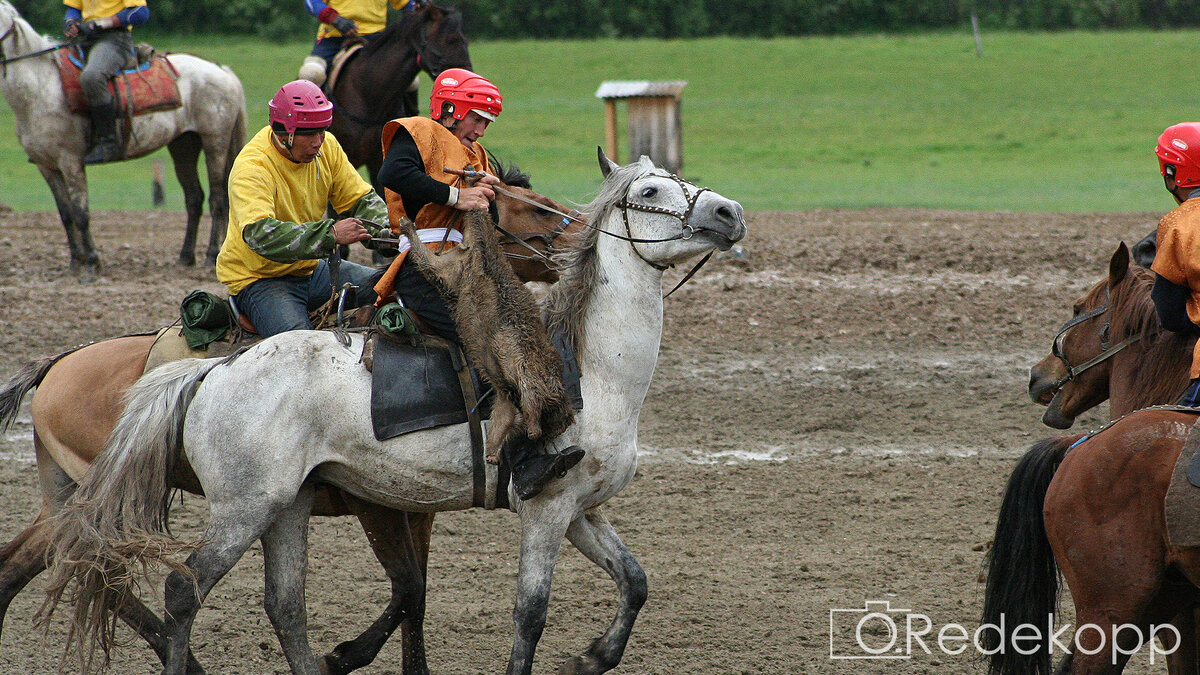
[298,0,412,86]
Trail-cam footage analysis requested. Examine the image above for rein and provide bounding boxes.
[1048,287,1142,392]
[0,22,71,75]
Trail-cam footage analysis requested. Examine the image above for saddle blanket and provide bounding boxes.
[1165,409,1200,547]
[59,47,181,116]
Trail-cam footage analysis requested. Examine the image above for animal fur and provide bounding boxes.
[400,210,574,463]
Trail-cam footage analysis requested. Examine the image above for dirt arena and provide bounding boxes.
[0,207,1171,673]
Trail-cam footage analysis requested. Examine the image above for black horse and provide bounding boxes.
[327,2,472,193]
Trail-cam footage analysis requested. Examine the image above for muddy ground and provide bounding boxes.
[0,207,1170,673]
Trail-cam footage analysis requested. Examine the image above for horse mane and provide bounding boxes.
[1109,264,1195,407]
[544,159,649,354]
[488,153,531,188]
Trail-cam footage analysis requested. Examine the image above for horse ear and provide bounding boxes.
[1109,242,1130,285]
[597,146,619,178]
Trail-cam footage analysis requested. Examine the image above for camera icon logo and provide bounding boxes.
[829,601,913,660]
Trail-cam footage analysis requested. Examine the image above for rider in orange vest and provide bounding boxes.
[373,69,584,500]
[62,0,150,165]
[1151,122,1200,405]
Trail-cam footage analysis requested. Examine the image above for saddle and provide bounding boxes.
[324,41,366,94]
[58,44,182,117]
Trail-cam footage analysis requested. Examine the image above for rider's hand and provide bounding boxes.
[332,16,358,37]
[63,19,80,38]
[453,185,495,211]
[473,171,502,187]
[332,218,371,246]
[80,19,102,36]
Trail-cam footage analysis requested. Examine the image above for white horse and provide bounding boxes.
[41,151,746,675]
[0,1,246,276]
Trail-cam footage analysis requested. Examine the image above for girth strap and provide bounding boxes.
[449,344,488,508]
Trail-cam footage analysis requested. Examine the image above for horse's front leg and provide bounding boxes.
[559,509,647,675]
[36,164,99,277]
[508,507,572,675]
[323,498,433,675]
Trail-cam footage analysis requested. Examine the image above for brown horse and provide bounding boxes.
[0,179,582,675]
[1028,242,1193,429]
[327,2,471,192]
[984,410,1200,674]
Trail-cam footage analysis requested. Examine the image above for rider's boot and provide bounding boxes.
[506,437,585,501]
[83,102,122,165]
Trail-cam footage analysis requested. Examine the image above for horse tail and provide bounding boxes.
[37,356,224,670]
[0,351,73,432]
[982,434,1081,675]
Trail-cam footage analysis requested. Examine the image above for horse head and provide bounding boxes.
[593,149,745,269]
[1027,242,1187,428]
[408,3,471,78]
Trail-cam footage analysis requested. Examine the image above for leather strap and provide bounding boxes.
[449,345,487,507]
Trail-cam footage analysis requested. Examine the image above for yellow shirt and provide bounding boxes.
[1152,198,1200,378]
[217,127,372,295]
[63,0,146,23]
[317,0,408,39]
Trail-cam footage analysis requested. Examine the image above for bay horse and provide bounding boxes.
[1028,242,1193,429]
[984,411,1200,674]
[38,152,745,675]
[0,1,246,276]
[326,2,471,192]
[0,176,583,675]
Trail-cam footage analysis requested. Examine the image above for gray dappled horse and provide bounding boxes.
[41,151,746,674]
[0,1,245,277]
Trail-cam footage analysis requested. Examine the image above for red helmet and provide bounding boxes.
[430,68,502,122]
[1156,123,1200,188]
[269,80,333,134]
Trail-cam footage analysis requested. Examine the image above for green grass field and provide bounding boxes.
[1,29,1197,213]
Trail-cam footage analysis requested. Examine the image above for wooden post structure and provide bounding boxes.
[595,81,687,174]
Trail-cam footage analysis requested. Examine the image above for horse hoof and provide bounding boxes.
[178,255,196,267]
[558,656,603,675]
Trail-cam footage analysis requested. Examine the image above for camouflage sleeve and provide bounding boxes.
[342,190,389,235]
[242,217,335,263]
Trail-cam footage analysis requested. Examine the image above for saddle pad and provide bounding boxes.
[59,49,181,116]
[370,336,493,441]
[145,325,258,373]
[1165,413,1200,548]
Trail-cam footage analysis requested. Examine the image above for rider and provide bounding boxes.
[299,0,414,87]
[373,68,585,500]
[216,80,389,338]
[62,0,150,165]
[1150,122,1200,405]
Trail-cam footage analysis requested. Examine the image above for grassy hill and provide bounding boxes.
[0,30,1195,213]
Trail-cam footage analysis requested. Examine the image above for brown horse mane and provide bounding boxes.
[1109,264,1195,407]
[488,153,532,189]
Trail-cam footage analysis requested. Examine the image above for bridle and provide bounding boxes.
[1048,286,1142,392]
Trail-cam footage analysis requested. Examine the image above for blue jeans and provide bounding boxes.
[310,33,380,68]
[234,259,382,338]
[1180,379,1200,407]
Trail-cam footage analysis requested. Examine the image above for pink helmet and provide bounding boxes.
[430,68,502,122]
[268,80,333,134]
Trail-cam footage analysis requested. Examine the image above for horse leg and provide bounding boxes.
[323,500,433,675]
[1,447,205,673]
[36,164,99,277]
[1166,605,1199,675]
[161,500,279,675]
[200,129,233,266]
[167,133,204,267]
[558,510,647,675]
[260,484,322,675]
[508,510,572,675]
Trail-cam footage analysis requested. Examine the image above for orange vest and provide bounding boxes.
[374,116,491,301]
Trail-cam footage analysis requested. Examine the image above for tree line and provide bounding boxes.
[11,0,1198,40]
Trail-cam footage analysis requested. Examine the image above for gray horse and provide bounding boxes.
[0,1,245,277]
